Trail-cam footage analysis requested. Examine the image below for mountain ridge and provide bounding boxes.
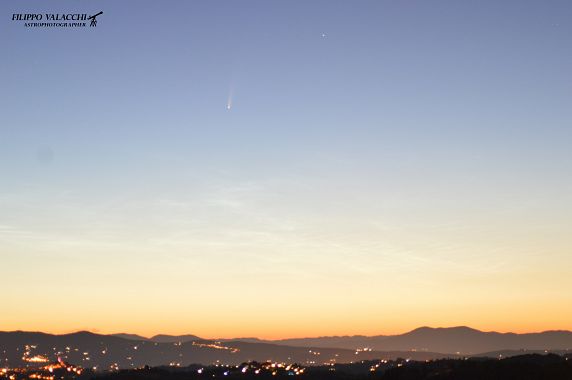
[0,330,451,369]
[2,326,571,365]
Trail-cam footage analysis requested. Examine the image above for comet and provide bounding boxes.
[226,86,233,110]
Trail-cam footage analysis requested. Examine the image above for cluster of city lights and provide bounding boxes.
[194,361,306,377]
[191,342,240,354]
[1,357,85,380]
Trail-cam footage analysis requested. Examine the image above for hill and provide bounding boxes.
[264,326,572,355]
[0,331,448,369]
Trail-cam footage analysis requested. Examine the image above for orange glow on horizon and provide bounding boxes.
[4,320,572,341]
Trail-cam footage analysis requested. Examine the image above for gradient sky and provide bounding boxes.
[1,0,571,339]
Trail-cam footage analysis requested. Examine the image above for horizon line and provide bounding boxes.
[3,325,572,341]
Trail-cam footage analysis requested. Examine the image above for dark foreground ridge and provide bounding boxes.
[91,354,572,380]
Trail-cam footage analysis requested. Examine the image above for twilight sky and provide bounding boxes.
[1,0,571,339]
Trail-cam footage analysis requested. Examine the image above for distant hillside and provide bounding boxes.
[263,326,572,355]
[0,331,447,369]
[111,333,149,341]
[150,334,202,343]
[110,333,203,343]
[2,327,571,369]
[270,335,387,350]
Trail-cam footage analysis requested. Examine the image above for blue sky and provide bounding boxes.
[1,0,571,337]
